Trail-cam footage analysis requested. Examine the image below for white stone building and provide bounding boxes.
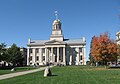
[116,31,120,44]
[116,31,120,63]
[27,16,86,66]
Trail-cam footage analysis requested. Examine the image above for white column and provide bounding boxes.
[39,48,43,65]
[63,47,66,65]
[27,48,30,65]
[76,47,79,65]
[48,48,50,62]
[69,48,72,65]
[57,47,59,63]
[33,48,36,65]
[45,48,48,64]
[83,46,86,65]
[51,47,53,63]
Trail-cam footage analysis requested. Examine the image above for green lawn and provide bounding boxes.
[0,69,12,75]
[0,66,120,84]
[0,66,37,75]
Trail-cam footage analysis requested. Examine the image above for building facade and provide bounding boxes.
[116,31,120,63]
[116,31,120,44]
[27,17,86,66]
[20,47,27,66]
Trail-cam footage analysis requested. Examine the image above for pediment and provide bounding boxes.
[45,40,66,45]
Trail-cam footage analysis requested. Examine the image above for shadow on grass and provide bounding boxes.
[44,74,58,77]
[51,74,58,76]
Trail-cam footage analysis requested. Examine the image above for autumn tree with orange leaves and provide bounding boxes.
[90,33,118,66]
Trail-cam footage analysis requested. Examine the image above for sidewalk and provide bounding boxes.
[0,66,50,80]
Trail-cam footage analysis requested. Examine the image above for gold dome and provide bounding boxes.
[52,19,61,25]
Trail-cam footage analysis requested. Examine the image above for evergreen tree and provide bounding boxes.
[89,36,95,65]
[0,43,7,62]
[6,44,23,66]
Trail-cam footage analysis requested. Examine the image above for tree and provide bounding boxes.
[6,44,23,66]
[0,43,7,62]
[89,36,95,65]
[90,32,118,66]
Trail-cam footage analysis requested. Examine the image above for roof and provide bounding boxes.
[27,38,86,46]
[64,38,86,45]
[27,40,49,46]
[116,31,120,35]
[45,40,66,45]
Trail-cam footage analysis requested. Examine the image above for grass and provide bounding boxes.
[0,66,37,75]
[0,66,120,84]
[0,70,12,75]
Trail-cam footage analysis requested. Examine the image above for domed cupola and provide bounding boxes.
[50,11,64,41]
[52,19,61,30]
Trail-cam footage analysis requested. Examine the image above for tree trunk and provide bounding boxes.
[105,61,107,69]
[96,62,98,67]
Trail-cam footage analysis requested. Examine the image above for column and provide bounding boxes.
[33,48,36,65]
[27,48,30,65]
[39,48,43,65]
[53,48,55,63]
[45,48,48,64]
[48,48,50,62]
[57,47,59,63]
[76,47,79,65]
[83,46,86,65]
[51,47,53,63]
[63,47,66,65]
[69,48,72,65]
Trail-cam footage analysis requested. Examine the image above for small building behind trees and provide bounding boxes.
[116,31,120,64]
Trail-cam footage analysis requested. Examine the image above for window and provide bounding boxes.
[66,47,70,54]
[50,56,52,62]
[80,55,82,60]
[72,48,76,54]
[36,48,39,53]
[118,35,120,39]
[30,56,32,61]
[42,48,45,53]
[30,49,32,53]
[55,31,58,35]
[79,48,82,52]
[36,56,39,61]
[43,56,45,61]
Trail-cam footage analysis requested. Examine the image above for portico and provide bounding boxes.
[45,46,66,64]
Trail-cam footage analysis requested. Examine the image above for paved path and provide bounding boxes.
[0,66,51,80]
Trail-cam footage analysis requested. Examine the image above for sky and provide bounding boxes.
[0,0,120,60]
